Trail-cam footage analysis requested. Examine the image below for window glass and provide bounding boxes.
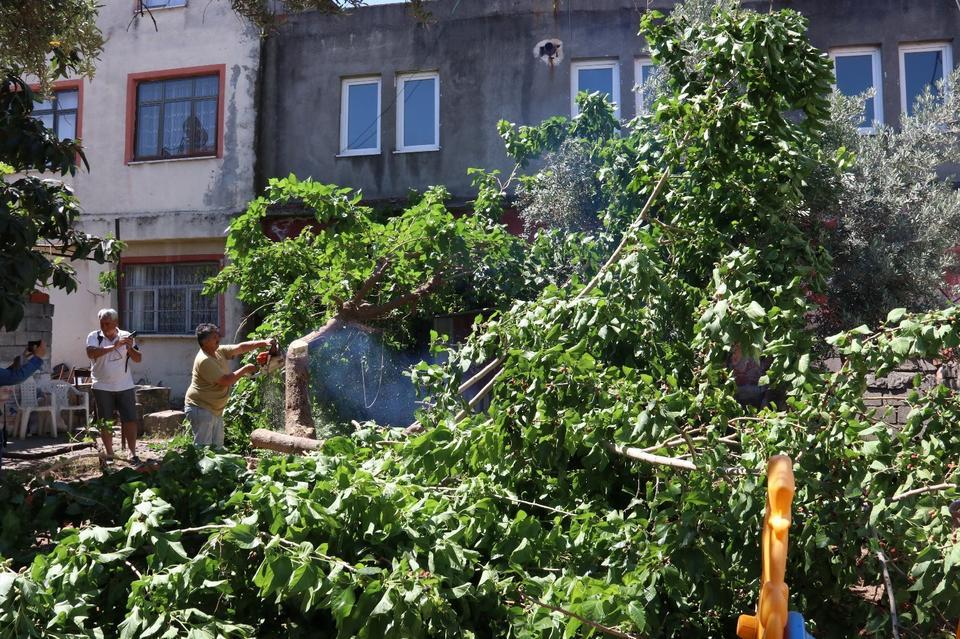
[636,60,658,114]
[578,67,614,102]
[134,74,219,160]
[33,88,79,140]
[58,113,76,141]
[903,49,945,117]
[57,90,78,110]
[139,82,163,102]
[402,77,437,148]
[195,76,218,97]
[164,79,193,100]
[572,61,619,118]
[346,81,379,151]
[833,53,877,128]
[143,0,187,8]
[125,263,219,334]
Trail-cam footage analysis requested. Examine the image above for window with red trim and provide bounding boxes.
[123,262,220,334]
[34,88,79,140]
[133,75,219,160]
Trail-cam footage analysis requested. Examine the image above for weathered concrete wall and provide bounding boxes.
[42,1,260,402]
[260,0,959,203]
[260,0,673,203]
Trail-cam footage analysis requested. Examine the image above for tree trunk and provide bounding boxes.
[251,428,323,455]
[284,316,344,437]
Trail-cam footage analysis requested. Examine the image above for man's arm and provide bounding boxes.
[0,354,43,386]
[87,335,135,360]
[128,342,142,363]
[220,339,272,359]
[213,364,258,388]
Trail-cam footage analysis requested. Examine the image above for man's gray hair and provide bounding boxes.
[97,308,119,321]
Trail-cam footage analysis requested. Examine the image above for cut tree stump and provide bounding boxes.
[251,428,322,455]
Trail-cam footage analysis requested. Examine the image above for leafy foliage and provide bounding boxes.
[0,0,102,90]
[0,76,122,331]
[4,4,960,639]
[809,70,960,334]
[208,176,527,440]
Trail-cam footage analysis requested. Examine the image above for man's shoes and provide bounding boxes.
[103,455,114,466]
[130,455,142,465]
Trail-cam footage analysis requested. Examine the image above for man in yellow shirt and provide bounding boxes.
[184,323,272,448]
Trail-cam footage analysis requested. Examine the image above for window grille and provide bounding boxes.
[124,263,219,334]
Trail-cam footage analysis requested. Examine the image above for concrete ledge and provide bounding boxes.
[144,410,186,436]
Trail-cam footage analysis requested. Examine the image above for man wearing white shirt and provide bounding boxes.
[85,308,143,464]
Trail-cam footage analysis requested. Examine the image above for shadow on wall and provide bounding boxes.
[306,326,429,427]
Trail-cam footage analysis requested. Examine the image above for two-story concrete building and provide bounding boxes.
[36,0,958,404]
[43,0,260,400]
[258,0,958,205]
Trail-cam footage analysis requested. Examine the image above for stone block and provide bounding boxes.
[896,404,913,425]
[144,410,186,437]
[0,332,19,346]
[866,372,915,393]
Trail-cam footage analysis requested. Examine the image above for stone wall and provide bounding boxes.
[866,360,943,427]
[0,300,53,373]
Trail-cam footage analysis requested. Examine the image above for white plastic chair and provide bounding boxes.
[15,375,56,439]
[0,386,15,439]
[47,381,89,433]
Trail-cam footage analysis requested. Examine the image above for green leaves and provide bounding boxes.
[0,75,122,330]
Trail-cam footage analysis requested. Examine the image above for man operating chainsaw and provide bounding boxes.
[184,323,275,448]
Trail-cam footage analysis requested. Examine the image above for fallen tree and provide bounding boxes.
[207,180,527,440]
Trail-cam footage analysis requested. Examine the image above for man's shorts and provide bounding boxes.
[92,388,138,423]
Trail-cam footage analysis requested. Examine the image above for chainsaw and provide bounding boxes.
[255,338,285,375]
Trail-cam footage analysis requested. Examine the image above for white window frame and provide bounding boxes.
[339,76,381,156]
[829,46,884,133]
[634,57,657,116]
[570,59,621,119]
[396,72,440,153]
[899,42,953,117]
[141,0,187,9]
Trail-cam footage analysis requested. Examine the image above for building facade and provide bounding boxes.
[258,0,959,204]
[29,0,958,404]
[44,0,260,400]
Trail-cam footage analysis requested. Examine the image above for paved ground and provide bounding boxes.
[2,428,163,475]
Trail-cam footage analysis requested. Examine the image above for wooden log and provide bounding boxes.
[251,428,323,455]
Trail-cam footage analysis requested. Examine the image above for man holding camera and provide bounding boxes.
[0,339,48,470]
[86,308,142,464]
[0,339,46,386]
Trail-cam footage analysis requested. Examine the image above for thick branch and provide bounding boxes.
[251,429,322,455]
[348,274,442,320]
[458,355,505,394]
[603,441,698,471]
[890,483,958,502]
[876,548,901,639]
[351,257,391,304]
